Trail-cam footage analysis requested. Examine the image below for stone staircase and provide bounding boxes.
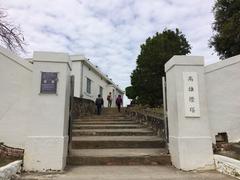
[67,108,170,165]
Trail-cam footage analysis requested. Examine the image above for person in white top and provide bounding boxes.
[107,92,112,107]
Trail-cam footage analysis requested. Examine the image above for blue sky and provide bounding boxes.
[1,0,219,105]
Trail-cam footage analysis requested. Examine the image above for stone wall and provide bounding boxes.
[72,97,95,118]
[0,143,24,159]
[126,107,166,140]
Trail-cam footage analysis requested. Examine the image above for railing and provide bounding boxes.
[126,107,168,142]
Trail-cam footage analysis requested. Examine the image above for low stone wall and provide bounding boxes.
[0,160,22,180]
[126,107,166,140]
[214,154,240,179]
[0,143,24,159]
[72,97,95,118]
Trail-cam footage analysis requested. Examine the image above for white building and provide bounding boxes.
[71,55,124,107]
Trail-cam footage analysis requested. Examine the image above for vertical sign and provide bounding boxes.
[183,72,200,117]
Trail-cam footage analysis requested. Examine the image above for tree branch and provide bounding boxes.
[0,9,25,52]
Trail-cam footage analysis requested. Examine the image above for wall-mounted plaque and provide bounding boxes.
[183,72,200,117]
[40,72,58,94]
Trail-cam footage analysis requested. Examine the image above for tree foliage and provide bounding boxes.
[209,0,240,59]
[125,86,137,100]
[130,29,191,107]
[0,9,25,52]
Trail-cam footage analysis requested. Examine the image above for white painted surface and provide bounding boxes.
[183,72,200,117]
[24,52,71,171]
[71,60,82,98]
[205,55,240,143]
[24,136,68,171]
[70,55,124,107]
[0,47,32,148]
[214,154,240,179]
[0,160,22,180]
[165,56,214,171]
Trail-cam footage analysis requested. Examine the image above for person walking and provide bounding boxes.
[107,92,112,107]
[116,95,123,112]
[95,94,104,115]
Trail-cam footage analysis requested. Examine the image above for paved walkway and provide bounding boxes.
[19,166,235,180]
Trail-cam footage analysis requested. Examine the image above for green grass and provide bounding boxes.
[0,157,18,167]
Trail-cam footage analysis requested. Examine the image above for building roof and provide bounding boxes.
[70,55,124,94]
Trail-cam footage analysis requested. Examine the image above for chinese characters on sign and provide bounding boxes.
[40,72,58,94]
[183,72,200,117]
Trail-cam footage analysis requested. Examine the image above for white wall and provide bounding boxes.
[24,51,71,171]
[205,55,240,143]
[0,47,32,148]
[71,60,123,107]
[82,63,108,106]
[165,56,214,170]
[71,61,82,98]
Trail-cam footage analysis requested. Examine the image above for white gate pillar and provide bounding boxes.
[165,56,214,171]
[24,52,71,171]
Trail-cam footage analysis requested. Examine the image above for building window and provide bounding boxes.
[99,86,103,96]
[86,78,91,94]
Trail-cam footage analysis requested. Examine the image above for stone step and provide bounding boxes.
[78,115,126,118]
[72,124,143,129]
[68,148,170,165]
[76,118,128,121]
[71,136,165,149]
[73,121,137,125]
[72,128,155,136]
[80,114,125,117]
[74,118,132,122]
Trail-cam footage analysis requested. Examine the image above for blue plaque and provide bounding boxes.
[40,72,58,94]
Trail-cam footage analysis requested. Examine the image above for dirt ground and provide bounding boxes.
[18,165,236,180]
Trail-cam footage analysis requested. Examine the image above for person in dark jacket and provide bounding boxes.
[95,94,104,115]
[116,95,123,112]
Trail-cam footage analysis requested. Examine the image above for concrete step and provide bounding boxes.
[72,129,155,136]
[68,148,170,165]
[73,121,137,125]
[74,118,132,122]
[71,136,165,149]
[76,118,128,121]
[77,116,127,119]
[80,114,125,117]
[72,124,143,129]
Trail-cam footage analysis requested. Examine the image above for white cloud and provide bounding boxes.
[0,0,219,105]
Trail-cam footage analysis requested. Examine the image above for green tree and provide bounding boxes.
[125,86,137,100]
[209,0,240,59]
[130,29,191,107]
